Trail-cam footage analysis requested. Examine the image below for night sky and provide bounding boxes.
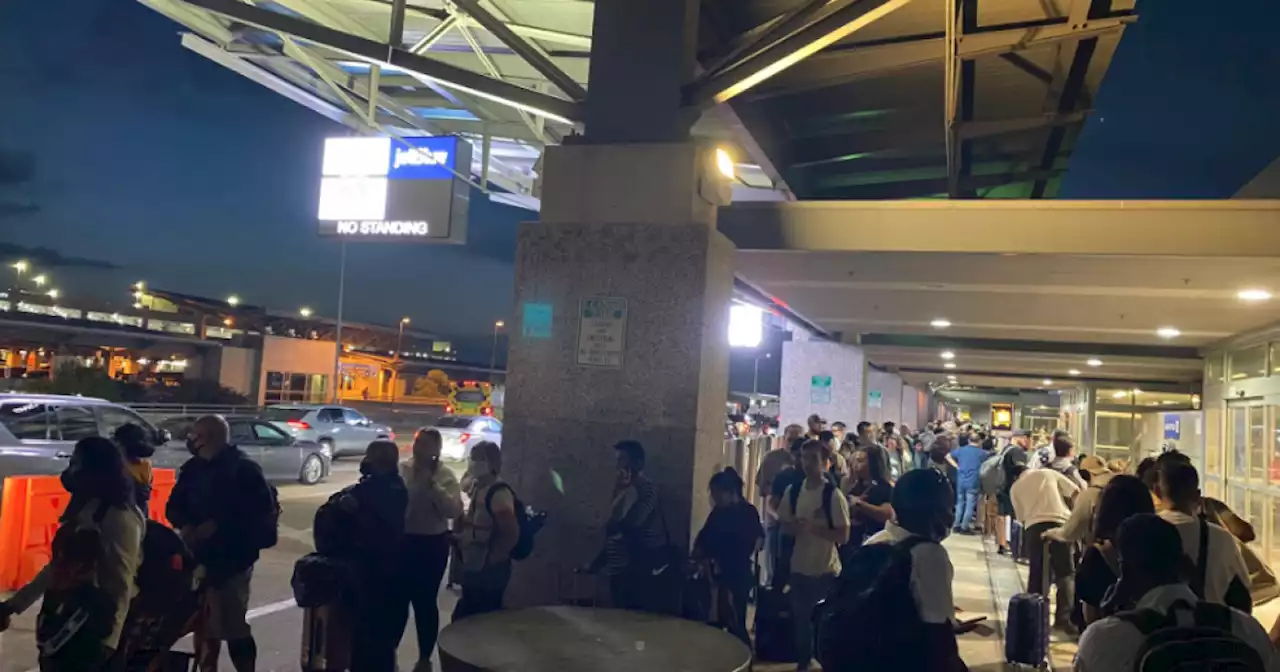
[2,0,1279,371]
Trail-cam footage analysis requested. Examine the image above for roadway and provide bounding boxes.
[0,458,466,671]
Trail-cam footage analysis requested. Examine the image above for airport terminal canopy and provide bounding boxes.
[142,0,1133,207]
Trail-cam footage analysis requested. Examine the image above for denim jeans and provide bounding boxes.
[955,484,979,531]
[788,573,835,670]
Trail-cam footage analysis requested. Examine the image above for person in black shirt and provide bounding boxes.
[844,444,893,547]
[693,468,763,645]
[1073,474,1154,627]
[996,429,1031,555]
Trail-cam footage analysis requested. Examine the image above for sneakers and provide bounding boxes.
[997,546,1009,556]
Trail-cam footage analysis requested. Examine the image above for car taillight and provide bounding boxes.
[388,431,396,441]
[287,420,311,430]
[459,433,471,443]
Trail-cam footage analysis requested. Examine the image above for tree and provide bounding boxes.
[413,369,453,398]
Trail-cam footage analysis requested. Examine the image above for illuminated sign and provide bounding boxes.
[317,136,471,243]
[991,403,1014,431]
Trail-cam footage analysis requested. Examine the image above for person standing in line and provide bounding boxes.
[843,444,894,547]
[779,440,850,672]
[757,424,802,586]
[394,429,463,671]
[995,429,1032,555]
[453,441,519,620]
[693,468,763,645]
[1009,462,1082,637]
[1045,434,1087,490]
[588,441,667,611]
[168,416,276,672]
[830,421,848,445]
[1058,455,1115,547]
[1073,475,1154,627]
[113,423,156,511]
[947,433,987,534]
[806,414,827,439]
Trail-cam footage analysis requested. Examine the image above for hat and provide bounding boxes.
[1079,455,1110,477]
[1012,429,1031,438]
[807,413,827,424]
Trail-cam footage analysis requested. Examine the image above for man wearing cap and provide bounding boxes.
[995,429,1032,555]
[1053,455,1114,546]
[805,414,827,440]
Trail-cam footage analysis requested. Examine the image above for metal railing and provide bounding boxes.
[723,435,779,504]
[127,403,263,419]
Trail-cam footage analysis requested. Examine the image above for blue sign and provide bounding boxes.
[386,136,458,180]
[522,302,553,339]
[1163,414,1181,440]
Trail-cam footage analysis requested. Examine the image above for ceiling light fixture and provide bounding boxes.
[1156,326,1181,339]
[930,318,951,329]
[1042,379,1053,385]
[1237,289,1273,302]
[1112,391,1128,399]
[1087,358,1103,367]
[943,362,956,369]
[1068,369,1081,376]
[940,351,955,360]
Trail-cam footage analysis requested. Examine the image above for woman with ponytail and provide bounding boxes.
[693,467,763,645]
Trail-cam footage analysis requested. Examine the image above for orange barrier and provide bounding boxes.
[0,468,177,591]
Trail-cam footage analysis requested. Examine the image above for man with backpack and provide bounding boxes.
[454,441,520,620]
[779,439,850,672]
[1058,455,1115,546]
[168,415,278,672]
[816,468,962,672]
[1073,514,1274,672]
[994,429,1031,555]
[1009,461,1081,637]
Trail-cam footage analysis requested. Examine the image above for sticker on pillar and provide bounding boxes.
[577,297,628,368]
[1163,415,1181,440]
[810,376,832,405]
[522,302,553,339]
[868,390,883,408]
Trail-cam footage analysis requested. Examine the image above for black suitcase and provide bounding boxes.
[300,604,352,672]
[1004,538,1051,668]
[753,584,796,663]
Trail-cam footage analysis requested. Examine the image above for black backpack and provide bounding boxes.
[1115,599,1265,672]
[485,482,545,561]
[312,485,360,557]
[36,502,118,665]
[787,481,837,530]
[816,538,936,672]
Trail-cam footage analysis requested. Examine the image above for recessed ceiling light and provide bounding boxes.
[1133,389,1143,395]
[1162,400,1176,405]
[1068,369,1081,376]
[1042,379,1053,385]
[1156,327,1181,339]
[1237,289,1273,302]
[1112,391,1128,399]
[944,362,956,369]
[1087,358,1103,367]
[940,351,955,360]
[930,318,951,329]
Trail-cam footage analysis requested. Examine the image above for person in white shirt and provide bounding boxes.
[1152,460,1252,613]
[1010,463,1082,636]
[1074,514,1277,672]
[394,428,463,670]
[780,439,850,672]
[865,469,964,670]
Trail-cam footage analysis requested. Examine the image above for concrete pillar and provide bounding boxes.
[499,0,732,608]
[779,339,867,429]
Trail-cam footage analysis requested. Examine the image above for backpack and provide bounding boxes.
[1114,599,1265,672]
[816,537,937,671]
[979,446,1010,496]
[787,481,837,530]
[485,482,546,561]
[36,502,118,664]
[312,485,360,557]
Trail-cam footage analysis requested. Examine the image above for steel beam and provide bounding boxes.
[816,169,1061,199]
[178,0,582,124]
[751,13,1133,98]
[688,0,913,106]
[702,0,837,77]
[449,0,587,102]
[139,0,235,45]
[409,15,458,54]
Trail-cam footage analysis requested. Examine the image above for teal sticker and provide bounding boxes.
[522,302,553,339]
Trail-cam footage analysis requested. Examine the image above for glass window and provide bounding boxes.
[489,419,502,433]
[1229,345,1268,381]
[230,421,256,444]
[434,417,472,429]
[1251,406,1267,481]
[1270,495,1280,567]
[317,408,343,423]
[0,402,49,440]
[266,372,285,391]
[1229,486,1247,522]
[253,423,290,443]
[1205,478,1222,500]
[99,406,151,439]
[1231,407,1248,479]
[342,409,367,425]
[158,417,194,440]
[1206,405,1223,477]
[1207,355,1225,383]
[55,406,100,441]
[1249,492,1266,563]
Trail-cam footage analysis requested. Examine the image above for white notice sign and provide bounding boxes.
[577,297,628,368]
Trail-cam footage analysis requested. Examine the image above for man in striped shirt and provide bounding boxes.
[589,441,667,612]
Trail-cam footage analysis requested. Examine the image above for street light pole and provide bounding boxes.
[331,242,346,403]
[753,352,771,395]
[391,317,409,407]
[489,320,505,383]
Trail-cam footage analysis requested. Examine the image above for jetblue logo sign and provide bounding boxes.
[317,135,470,243]
[1163,415,1181,440]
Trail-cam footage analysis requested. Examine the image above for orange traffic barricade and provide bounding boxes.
[0,468,178,591]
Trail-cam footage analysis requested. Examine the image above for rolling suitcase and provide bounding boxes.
[1004,538,1051,668]
[753,583,796,663]
[300,604,352,672]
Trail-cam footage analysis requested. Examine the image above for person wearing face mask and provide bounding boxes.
[585,440,668,613]
[392,429,462,671]
[167,415,277,672]
[0,437,145,670]
[453,441,519,620]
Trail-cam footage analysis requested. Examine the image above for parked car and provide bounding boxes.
[155,414,332,485]
[0,393,169,488]
[430,415,502,462]
[260,404,393,458]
